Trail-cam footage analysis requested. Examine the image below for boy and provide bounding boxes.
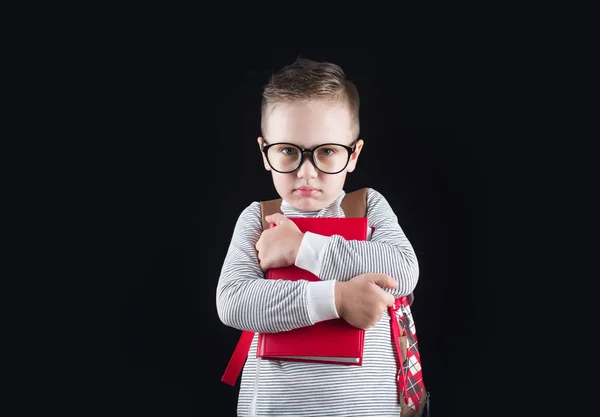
[216,57,420,416]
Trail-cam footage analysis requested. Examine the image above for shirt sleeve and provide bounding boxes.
[216,202,330,333]
[296,188,420,298]
[295,232,332,276]
[306,280,339,322]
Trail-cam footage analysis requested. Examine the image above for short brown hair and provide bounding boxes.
[261,57,360,139]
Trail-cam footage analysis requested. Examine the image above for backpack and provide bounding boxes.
[221,188,428,415]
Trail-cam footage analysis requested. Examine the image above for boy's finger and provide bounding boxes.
[386,293,395,307]
[386,276,398,289]
[266,213,286,225]
[371,274,398,289]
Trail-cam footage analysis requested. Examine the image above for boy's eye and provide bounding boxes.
[281,147,299,156]
[317,147,335,156]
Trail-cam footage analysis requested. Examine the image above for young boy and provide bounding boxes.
[216,57,421,416]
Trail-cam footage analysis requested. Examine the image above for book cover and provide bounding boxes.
[256,217,368,366]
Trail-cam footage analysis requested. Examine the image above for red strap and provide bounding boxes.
[221,330,255,386]
[389,297,408,402]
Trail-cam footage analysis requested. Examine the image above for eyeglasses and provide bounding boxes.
[261,140,357,174]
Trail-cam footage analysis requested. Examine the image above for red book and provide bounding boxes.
[256,217,369,366]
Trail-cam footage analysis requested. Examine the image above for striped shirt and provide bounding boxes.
[216,188,420,416]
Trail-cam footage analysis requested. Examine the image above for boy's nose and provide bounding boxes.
[296,155,318,179]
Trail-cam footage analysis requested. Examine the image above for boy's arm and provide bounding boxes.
[295,188,419,298]
[216,202,336,333]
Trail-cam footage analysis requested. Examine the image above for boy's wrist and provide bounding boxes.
[290,232,305,264]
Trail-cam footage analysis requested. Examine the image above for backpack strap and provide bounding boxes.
[341,188,368,218]
[259,198,283,231]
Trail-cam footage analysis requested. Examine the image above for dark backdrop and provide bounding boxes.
[85,47,505,417]
[1,29,516,414]
[2,0,551,412]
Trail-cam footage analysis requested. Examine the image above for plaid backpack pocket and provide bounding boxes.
[389,297,430,417]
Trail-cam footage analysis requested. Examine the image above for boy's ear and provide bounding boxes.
[346,139,364,173]
[257,137,271,171]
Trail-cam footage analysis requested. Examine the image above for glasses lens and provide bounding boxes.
[266,144,303,172]
[313,144,351,173]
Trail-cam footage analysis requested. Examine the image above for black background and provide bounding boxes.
[4,5,527,414]
[97,48,504,416]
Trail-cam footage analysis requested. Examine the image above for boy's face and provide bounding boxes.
[258,100,364,212]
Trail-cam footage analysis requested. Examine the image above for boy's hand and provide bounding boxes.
[334,273,397,329]
[256,214,304,272]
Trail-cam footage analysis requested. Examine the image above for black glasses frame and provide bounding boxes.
[261,140,357,174]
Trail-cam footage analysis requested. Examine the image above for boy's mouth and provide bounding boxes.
[294,186,320,197]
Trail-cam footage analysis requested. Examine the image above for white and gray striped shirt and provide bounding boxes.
[216,188,420,416]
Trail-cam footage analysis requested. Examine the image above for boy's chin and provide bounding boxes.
[288,196,327,212]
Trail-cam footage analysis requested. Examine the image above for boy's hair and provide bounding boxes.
[261,57,360,139]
